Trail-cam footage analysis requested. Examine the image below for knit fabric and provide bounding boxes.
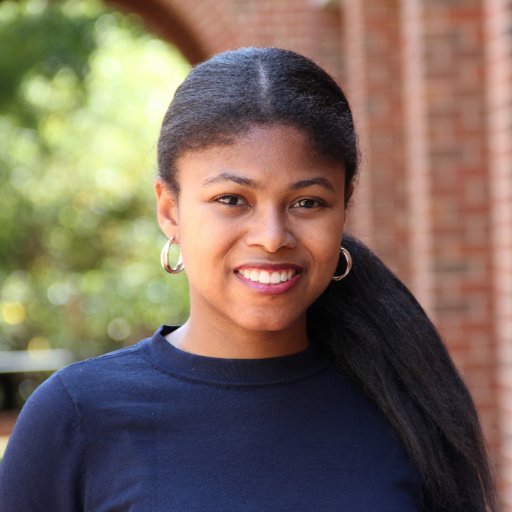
[0,326,422,511]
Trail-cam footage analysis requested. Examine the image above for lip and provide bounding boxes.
[235,263,303,272]
[234,263,303,295]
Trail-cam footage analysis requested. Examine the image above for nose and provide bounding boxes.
[244,206,296,253]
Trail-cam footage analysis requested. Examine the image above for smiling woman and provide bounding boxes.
[0,48,498,512]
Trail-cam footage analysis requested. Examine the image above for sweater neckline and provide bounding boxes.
[143,325,332,387]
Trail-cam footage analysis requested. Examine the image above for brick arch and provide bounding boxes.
[106,0,346,82]
[108,0,239,64]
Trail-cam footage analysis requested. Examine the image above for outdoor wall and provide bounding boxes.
[486,0,512,506]
[109,0,512,507]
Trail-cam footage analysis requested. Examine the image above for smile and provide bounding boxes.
[237,268,296,285]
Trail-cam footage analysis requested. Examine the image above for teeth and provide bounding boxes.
[270,272,281,284]
[240,268,296,285]
[259,271,271,284]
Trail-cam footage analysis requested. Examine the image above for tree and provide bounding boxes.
[0,0,190,357]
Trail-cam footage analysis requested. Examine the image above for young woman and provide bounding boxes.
[0,47,497,511]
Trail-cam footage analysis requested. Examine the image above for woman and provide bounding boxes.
[0,48,497,511]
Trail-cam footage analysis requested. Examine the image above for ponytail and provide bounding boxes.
[308,235,497,511]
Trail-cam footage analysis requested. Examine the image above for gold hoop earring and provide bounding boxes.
[160,237,184,274]
[332,247,352,281]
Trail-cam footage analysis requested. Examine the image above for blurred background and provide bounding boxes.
[0,0,511,508]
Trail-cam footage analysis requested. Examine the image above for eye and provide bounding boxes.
[214,194,247,206]
[292,198,326,209]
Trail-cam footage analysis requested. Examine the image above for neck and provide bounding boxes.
[166,314,309,359]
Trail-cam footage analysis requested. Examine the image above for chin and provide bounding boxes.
[233,312,302,334]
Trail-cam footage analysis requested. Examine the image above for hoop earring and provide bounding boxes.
[160,237,185,274]
[332,247,352,281]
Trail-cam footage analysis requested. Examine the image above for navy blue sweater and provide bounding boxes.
[0,326,422,511]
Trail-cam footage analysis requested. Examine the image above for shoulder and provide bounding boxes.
[5,336,155,435]
[0,337,153,506]
[55,336,153,398]
[5,337,152,437]
[61,336,151,375]
[0,370,85,510]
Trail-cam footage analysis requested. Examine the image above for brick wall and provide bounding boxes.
[486,0,512,506]
[418,0,499,443]
[342,0,410,281]
[109,0,512,507]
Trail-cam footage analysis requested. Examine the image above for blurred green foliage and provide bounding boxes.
[0,0,191,357]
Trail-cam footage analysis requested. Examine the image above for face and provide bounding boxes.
[156,125,347,338]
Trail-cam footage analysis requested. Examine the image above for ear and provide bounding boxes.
[344,182,355,206]
[155,178,180,242]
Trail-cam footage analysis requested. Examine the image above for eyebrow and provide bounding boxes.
[202,172,256,187]
[203,172,336,192]
[289,177,335,192]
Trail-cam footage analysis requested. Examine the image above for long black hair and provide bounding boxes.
[157,47,497,511]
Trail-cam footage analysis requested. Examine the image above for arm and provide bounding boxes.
[0,372,85,511]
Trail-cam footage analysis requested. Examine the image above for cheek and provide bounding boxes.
[177,208,237,271]
[324,240,343,275]
[310,226,345,281]
[310,214,344,258]
[305,231,342,274]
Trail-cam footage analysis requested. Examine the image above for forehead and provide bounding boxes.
[175,125,346,188]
